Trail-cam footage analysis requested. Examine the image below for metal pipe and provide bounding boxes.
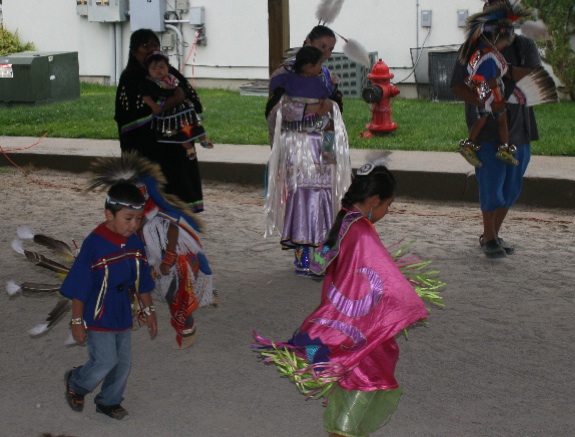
[114,23,123,86]
[165,24,183,70]
[109,25,116,85]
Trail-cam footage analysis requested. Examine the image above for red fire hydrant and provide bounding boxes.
[361,59,400,137]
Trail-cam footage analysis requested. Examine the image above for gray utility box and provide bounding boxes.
[0,51,80,104]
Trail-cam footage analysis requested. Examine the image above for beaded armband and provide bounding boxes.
[162,250,177,267]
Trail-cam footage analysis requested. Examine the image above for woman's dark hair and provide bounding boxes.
[304,25,336,45]
[324,165,396,248]
[127,29,160,68]
[293,46,323,74]
[105,181,146,214]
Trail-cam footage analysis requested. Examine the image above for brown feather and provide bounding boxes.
[23,250,70,275]
[47,298,71,327]
[32,234,75,259]
[20,282,62,294]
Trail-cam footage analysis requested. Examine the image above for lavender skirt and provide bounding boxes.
[280,133,334,249]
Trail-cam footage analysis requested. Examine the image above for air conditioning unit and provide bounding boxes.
[0,51,80,104]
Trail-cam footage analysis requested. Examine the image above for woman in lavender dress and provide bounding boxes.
[264,25,351,276]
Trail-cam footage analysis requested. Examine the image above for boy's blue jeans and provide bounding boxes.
[69,329,132,406]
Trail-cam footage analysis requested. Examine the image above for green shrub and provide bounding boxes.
[0,25,35,55]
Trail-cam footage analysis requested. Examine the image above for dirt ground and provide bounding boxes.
[0,167,573,437]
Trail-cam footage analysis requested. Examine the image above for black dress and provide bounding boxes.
[115,59,204,212]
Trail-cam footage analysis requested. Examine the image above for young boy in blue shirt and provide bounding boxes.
[62,181,157,420]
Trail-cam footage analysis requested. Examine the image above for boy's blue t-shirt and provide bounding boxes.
[60,223,155,331]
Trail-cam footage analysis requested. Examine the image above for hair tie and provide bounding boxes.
[356,163,374,176]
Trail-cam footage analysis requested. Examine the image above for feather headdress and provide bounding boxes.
[315,0,345,25]
[459,0,532,65]
[89,152,202,232]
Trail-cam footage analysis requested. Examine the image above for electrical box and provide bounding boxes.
[87,0,128,22]
[0,51,80,104]
[421,10,432,28]
[175,0,189,12]
[77,0,88,16]
[161,33,175,50]
[457,9,468,27]
[130,0,166,32]
[189,6,205,26]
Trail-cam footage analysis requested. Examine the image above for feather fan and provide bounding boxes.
[508,66,558,106]
[23,249,70,275]
[315,0,345,25]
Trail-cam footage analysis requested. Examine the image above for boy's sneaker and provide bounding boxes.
[96,404,129,420]
[65,369,84,412]
[495,144,519,166]
[458,139,482,167]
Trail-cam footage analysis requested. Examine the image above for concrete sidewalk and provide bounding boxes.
[1,135,574,208]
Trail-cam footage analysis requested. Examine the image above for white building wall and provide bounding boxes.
[2,0,485,86]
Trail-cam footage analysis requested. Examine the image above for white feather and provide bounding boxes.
[5,280,21,296]
[11,239,24,255]
[17,226,35,240]
[64,332,77,346]
[343,38,371,68]
[315,0,345,25]
[29,323,49,336]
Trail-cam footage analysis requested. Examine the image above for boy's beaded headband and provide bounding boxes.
[106,196,145,210]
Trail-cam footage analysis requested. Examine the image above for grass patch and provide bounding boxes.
[0,83,573,156]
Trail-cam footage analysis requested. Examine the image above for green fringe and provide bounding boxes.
[260,344,336,399]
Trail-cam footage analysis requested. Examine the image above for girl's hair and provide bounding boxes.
[105,181,146,214]
[324,165,396,248]
[304,25,336,45]
[145,51,170,69]
[293,46,323,74]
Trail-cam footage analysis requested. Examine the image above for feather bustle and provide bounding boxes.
[89,152,203,232]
